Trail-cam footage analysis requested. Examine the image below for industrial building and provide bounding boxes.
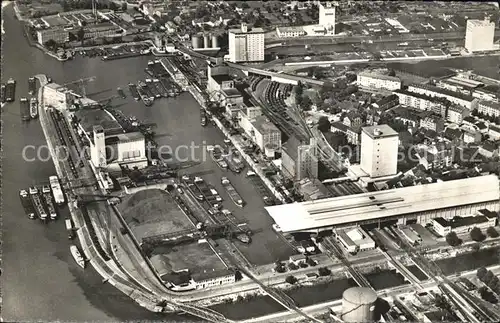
[238,107,281,156]
[281,135,319,181]
[357,72,402,91]
[336,227,376,254]
[191,269,236,290]
[265,175,500,233]
[341,287,377,323]
[318,2,336,35]
[276,26,307,38]
[465,18,495,53]
[437,76,484,95]
[43,82,75,109]
[432,210,497,237]
[36,28,70,45]
[360,125,399,179]
[228,23,265,63]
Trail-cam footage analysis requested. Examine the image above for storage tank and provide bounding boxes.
[191,35,202,49]
[203,34,211,48]
[211,34,219,48]
[341,287,377,323]
[264,143,278,159]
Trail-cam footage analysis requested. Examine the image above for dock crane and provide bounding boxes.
[57,76,96,97]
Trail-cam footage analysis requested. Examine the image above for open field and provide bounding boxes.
[119,189,194,241]
[152,241,225,273]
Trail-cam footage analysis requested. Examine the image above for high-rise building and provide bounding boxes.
[465,18,495,53]
[319,2,336,35]
[360,125,398,178]
[91,125,107,168]
[228,23,265,62]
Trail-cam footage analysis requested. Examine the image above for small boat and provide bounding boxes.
[0,83,5,103]
[117,87,126,99]
[30,97,38,119]
[28,77,36,95]
[70,245,86,269]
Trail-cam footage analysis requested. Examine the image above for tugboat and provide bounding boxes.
[30,97,38,119]
[70,245,86,269]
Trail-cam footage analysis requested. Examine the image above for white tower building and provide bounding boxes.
[228,23,265,63]
[465,18,495,53]
[360,125,399,178]
[319,2,336,35]
[91,125,107,168]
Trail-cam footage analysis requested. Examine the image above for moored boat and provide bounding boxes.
[5,78,16,102]
[221,177,244,207]
[0,83,5,103]
[30,97,38,119]
[70,245,86,268]
[28,77,36,95]
[19,189,36,219]
[20,97,30,121]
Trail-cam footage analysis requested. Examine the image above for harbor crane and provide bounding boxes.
[57,76,96,97]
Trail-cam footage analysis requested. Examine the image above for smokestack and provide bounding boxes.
[241,23,248,33]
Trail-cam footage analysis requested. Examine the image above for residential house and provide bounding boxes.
[420,115,445,133]
[446,104,470,124]
[407,83,479,110]
[478,100,500,118]
[357,72,402,91]
[488,125,500,140]
[343,112,363,131]
[443,127,463,142]
[478,141,498,158]
[417,143,453,170]
[331,121,360,145]
[289,254,307,266]
[463,129,481,143]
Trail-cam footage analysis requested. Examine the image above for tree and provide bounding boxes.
[306,257,317,267]
[241,2,250,9]
[43,39,57,50]
[318,267,331,276]
[445,231,462,246]
[470,227,486,242]
[487,226,499,238]
[235,270,243,281]
[77,27,85,46]
[300,95,313,111]
[388,69,396,77]
[288,262,298,270]
[317,116,331,133]
[121,2,128,11]
[483,270,494,284]
[285,275,298,284]
[109,2,118,11]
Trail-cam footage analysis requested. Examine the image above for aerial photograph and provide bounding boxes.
[2,0,500,322]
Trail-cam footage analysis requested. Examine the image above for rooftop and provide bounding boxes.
[105,131,144,145]
[211,74,233,84]
[409,83,476,102]
[433,215,492,228]
[74,108,123,135]
[358,71,401,82]
[222,88,242,98]
[191,268,234,282]
[229,27,265,34]
[467,19,495,27]
[265,175,499,233]
[253,115,280,134]
[362,124,398,139]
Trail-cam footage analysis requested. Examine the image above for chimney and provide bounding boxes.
[241,23,248,33]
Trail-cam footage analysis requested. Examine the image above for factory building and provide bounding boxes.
[360,125,399,179]
[228,23,265,63]
[465,18,495,53]
[432,210,497,237]
[341,287,377,323]
[281,135,319,181]
[336,227,376,254]
[37,28,70,45]
[104,132,147,169]
[91,125,107,168]
[276,26,307,38]
[265,175,500,233]
[357,72,402,91]
[318,2,336,35]
[43,82,75,109]
[207,66,246,117]
[191,269,236,289]
[238,107,281,154]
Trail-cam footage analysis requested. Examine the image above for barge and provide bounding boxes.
[28,77,36,95]
[65,218,75,240]
[1,83,5,103]
[145,78,160,99]
[128,83,140,101]
[20,97,30,121]
[153,78,167,98]
[221,177,244,207]
[42,185,57,220]
[117,87,127,99]
[5,78,16,102]
[210,145,228,169]
[246,171,275,206]
[29,186,48,222]
[19,189,36,219]
[225,150,245,174]
[30,97,38,119]
[137,82,154,106]
[200,109,207,127]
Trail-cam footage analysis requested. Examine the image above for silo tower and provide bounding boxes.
[341,287,377,323]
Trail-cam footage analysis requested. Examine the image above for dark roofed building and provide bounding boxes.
[74,108,123,136]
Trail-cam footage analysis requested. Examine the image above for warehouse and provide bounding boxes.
[265,175,500,233]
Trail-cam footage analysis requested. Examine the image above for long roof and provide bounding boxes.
[265,175,499,233]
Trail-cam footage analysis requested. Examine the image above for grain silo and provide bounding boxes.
[341,287,377,323]
[203,34,211,48]
[211,34,219,48]
[191,34,202,49]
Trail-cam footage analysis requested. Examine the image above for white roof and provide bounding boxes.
[265,175,499,233]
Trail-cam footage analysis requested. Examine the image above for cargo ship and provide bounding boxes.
[1,83,6,103]
[221,177,244,207]
[42,185,57,220]
[70,245,86,269]
[29,186,48,222]
[193,177,222,206]
[137,82,153,106]
[20,97,30,121]
[5,78,16,102]
[145,78,160,99]
[128,83,140,101]
[117,87,126,99]
[49,175,65,205]
[30,97,38,119]
[19,189,36,219]
[200,109,207,127]
[28,77,36,95]
[153,78,167,97]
